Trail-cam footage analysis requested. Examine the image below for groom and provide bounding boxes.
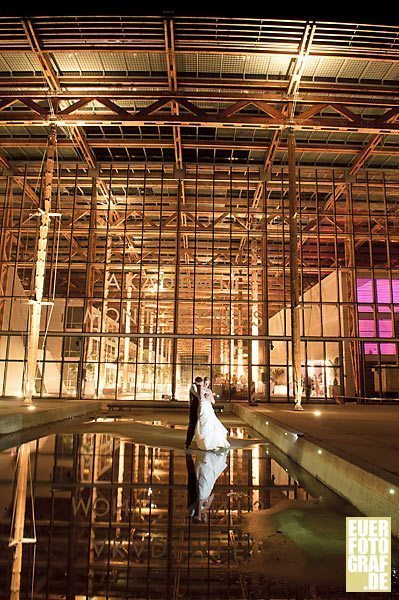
[185,375,202,450]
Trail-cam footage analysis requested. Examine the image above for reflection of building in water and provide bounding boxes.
[0,430,315,599]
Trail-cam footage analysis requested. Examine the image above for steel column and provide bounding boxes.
[171,180,183,400]
[287,128,303,410]
[23,125,57,404]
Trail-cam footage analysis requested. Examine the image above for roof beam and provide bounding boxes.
[2,138,398,155]
[2,17,399,63]
[164,17,183,170]
[20,18,100,182]
[323,112,399,210]
[0,108,397,133]
[21,18,60,92]
[287,22,316,97]
[253,23,316,206]
[0,89,397,109]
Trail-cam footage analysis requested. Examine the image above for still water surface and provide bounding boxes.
[0,410,396,599]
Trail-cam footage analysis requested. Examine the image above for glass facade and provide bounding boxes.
[0,163,399,402]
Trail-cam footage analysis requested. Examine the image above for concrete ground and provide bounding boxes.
[1,398,398,482]
[0,399,101,436]
[234,402,399,535]
[250,403,399,481]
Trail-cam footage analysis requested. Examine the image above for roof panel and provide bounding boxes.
[360,61,394,81]
[75,52,104,73]
[221,55,246,75]
[0,52,41,73]
[0,55,11,73]
[267,56,291,77]
[52,52,81,73]
[99,53,127,73]
[176,53,197,73]
[338,59,369,80]
[124,53,152,72]
[245,55,270,76]
[383,63,399,81]
[312,57,346,79]
[248,150,265,160]
[302,56,322,77]
[198,54,222,74]
[148,53,167,73]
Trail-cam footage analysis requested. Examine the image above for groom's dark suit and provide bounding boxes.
[185,452,198,516]
[185,381,200,448]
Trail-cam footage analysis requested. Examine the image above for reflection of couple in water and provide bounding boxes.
[185,450,228,523]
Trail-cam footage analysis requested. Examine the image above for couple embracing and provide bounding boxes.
[185,376,231,451]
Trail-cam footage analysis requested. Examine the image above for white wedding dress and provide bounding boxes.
[195,451,228,502]
[194,387,231,451]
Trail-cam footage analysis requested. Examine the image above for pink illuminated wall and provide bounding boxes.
[357,278,398,355]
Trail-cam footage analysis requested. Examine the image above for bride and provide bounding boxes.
[194,377,231,451]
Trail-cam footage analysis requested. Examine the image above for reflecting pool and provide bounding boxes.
[0,410,397,599]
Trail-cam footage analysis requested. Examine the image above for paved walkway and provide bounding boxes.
[234,402,399,534]
[1,399,397,483]
[0,399,101,436]
[253,403,399,480]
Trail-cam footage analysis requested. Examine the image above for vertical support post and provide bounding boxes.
[261,184,270,402]
[159,332,165,389]
[9,443,30,600]
[122,274,133,393]
[230,303,235,380]
[98,240,111,396]
[81,176,98,398]
[250,239,259,397]
[148,310,155,364]
[287,128,303,410]
[24,125,57,405]
[344,183,361,398]
[0,176,13,329]
[237,306,244,379]
[171,181,182,400]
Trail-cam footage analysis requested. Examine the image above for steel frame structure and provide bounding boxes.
[0,94,398,133]
[0,16,398,403]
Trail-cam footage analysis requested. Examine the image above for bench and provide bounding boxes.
[107,403,135,411]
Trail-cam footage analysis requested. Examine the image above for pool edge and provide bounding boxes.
[233,402,399,537]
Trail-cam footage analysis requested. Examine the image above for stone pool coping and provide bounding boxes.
[0,399,101,436]
[233,403,399,537]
